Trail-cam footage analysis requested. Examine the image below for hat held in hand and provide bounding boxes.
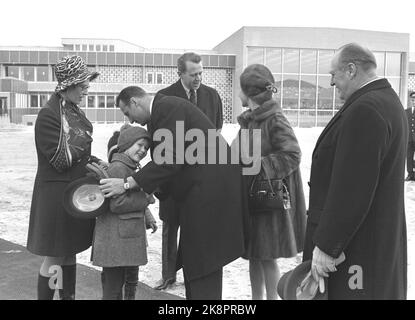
[63,163,109,219]
[277,260,328,300]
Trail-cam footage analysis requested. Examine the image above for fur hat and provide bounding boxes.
[240,64,277,105]
[117,124,151,153]
[54,55,99,93]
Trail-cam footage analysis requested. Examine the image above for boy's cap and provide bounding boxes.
[117,124,151,153]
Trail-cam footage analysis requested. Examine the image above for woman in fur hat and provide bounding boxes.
[27,55,103,299]
[235,64,307,300]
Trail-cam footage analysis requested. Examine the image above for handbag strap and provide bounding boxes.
[249,161,276,195]
[261,162,276,194]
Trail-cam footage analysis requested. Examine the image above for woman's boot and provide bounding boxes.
[59,264,76,300]
[37,273,55,300]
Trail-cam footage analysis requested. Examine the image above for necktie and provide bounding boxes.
[189,89,197,105]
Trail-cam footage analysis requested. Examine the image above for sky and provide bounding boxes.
[0,0,414,52]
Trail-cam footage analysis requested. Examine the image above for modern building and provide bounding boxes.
[0,27,411,127]
[214,27,410,126]
[0,38,235,124]
[408,53,415,95]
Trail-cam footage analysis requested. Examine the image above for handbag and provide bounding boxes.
[248,164,291,213]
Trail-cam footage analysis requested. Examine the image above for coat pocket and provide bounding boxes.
[118,217,143,239]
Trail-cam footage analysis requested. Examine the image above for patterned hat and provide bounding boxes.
[54,55,99,92]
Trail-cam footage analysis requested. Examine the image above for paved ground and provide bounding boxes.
[0,238,182,300]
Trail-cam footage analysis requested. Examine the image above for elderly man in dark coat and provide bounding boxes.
[154,52,224,290]
[303,43,407,299]
[100,86,248,300]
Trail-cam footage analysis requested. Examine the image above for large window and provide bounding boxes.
[300,50,317,74]
[98,95,105,108]
[251,47,403,127]
[37,66,49,81]
[317,75,334,110]
[300,75,317,109]
[146,72,154,84]
[40,94,48,107]
[6,66,19,78]
[282,75,299,109]
[386,52,401,76]
[247,47,264,65]
[373,52,385,76]
[106,95,115,108]
[88,95,96,108]
[30,95,39,108]
[266,48,282,73]
[283,49,299,73]
[156,73,163,84]
[23,67,35,81]
[318,50,335,74]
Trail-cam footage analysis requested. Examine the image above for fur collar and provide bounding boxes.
[237,99,281,126]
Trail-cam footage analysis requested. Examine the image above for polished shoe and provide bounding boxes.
[153,278,176,290]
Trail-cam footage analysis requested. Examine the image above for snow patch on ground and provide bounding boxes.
[0,122,413,299]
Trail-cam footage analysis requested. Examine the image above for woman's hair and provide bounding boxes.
[240,64,276,105]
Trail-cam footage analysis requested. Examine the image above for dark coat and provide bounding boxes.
[405,107,415,143]
[157,80,223,130]
[133,95,248,281]
[237,100,307,258]
[92,153,155,267]
[156,80,223,223]
[303,79,408,300]
[27,93,95,256]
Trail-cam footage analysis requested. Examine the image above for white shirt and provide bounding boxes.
[180,79,197,100]
[149,96,155,115]
[359,77,381,90]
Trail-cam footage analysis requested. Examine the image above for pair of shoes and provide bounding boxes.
[405,175,415,181]
[154,278,176,290]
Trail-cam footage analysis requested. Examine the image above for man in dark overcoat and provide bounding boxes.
[100,86,248,300]
[303,43,407,299]
[154,52,224,290]
[405,91,415,181]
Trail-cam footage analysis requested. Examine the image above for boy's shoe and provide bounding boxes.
[154,277,176,290]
